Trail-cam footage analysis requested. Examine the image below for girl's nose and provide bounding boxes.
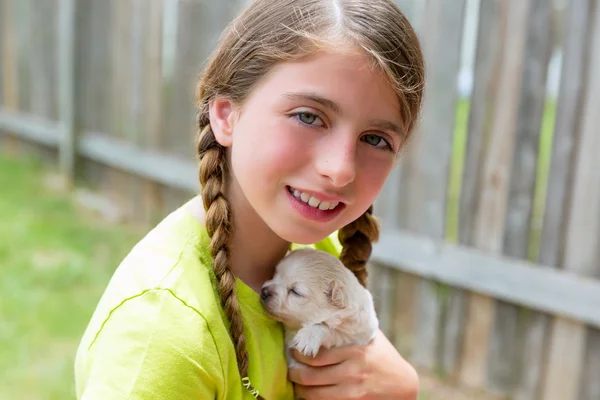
[315,136,356,187]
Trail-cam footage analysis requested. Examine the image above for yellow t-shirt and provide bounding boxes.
[74,198,341,400]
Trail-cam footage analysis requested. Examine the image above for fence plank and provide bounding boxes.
[58,0,77,184]
[580,328,600,400]
[517,1,595,399]
[459,0,531,389]
[74,0,112,193]
[387,0,466,373]
[107,0,138,219]
[0,0,3,108]
[542,3,600,397]
[14,0,31,114]
[488,0,553,396]
[28,0,58,120]
[164,0,219,158]
[1,0,20,153]
[392,270,419,358]
[371,229,600,329]
[454,7,505,380]
[126,0,154,223]
[140,0,166,225]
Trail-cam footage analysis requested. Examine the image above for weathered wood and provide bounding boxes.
[393,0,425,35]
[366,261,382,316]
[78,131,197,193]
[0,0,17,110]
[78,0,113,194]
[0,109,61,147]
[371,229,600,330]
[538,2,594,271]
[459,0,531,389]
[0,0,3,108]
[488,0,553,396]
[392,0,466,373]
[0,109,198,193]
[14,0,30,113]
[542,3,600,397]
[392,270,419,358]
[106,0,135,219]
[124,0,147,222]
[28,0,57,120]
[517,2,596,399]
[1,0,20,153]
[79,0,112,134]
[140,0,166,225]
[580,328,600,400]
[454,2,504,385]
[58,0,77,184]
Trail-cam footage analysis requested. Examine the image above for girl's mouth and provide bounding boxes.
[286,186,345,222]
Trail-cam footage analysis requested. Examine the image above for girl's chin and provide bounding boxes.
[271,223,341,246]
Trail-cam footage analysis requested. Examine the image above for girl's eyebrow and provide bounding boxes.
[283,92,341,114]
[283,92,404,137]
[368,119,404,138]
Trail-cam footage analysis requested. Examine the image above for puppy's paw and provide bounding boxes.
[291,327,324,357]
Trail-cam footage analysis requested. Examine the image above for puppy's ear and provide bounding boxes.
[327,280,347,309]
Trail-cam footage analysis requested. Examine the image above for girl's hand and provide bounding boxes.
[287,329,419,400]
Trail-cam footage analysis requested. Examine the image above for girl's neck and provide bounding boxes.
[187,194,291,294]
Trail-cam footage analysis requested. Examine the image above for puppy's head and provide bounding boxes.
[260,248,355,330]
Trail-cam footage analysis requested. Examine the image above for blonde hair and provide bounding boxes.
[195,0,424,397]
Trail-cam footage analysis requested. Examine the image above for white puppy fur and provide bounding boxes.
[260,248,379,367]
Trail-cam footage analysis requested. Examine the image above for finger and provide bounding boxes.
[291,343,364,367]
[288,359,360,386]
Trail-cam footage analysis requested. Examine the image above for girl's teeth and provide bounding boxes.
[318,202,330,210]
[308,197,320,207]
[290,187,340,210]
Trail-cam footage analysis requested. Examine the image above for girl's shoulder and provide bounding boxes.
[75,200,294,399]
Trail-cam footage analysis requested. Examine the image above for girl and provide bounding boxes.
[74,0,425,399]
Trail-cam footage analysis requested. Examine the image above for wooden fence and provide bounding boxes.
[1,0,599,399]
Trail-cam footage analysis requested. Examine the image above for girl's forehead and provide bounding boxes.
[248,48,401,119]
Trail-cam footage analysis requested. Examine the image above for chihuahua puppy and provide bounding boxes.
[260,248,379,367]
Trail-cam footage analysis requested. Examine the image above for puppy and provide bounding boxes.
[260,248,379,367]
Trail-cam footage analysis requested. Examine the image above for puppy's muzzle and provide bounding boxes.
[260,285,274,301]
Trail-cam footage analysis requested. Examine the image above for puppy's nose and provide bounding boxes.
[261,286,272,300]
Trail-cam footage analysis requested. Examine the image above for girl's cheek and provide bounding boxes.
[263,124,314,164]
[357,157,394,196]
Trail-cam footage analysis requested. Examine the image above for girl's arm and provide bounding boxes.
[76,289,223,399]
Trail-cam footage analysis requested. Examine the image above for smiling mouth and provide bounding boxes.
[286,186,342,211]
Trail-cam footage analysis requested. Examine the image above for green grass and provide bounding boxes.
[0,153,144,399]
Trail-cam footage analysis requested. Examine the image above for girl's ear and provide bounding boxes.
[208,97,237,147]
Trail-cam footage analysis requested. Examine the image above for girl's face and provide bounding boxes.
[209,47,404,245]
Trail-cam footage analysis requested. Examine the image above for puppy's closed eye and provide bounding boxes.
[288,287,304,297]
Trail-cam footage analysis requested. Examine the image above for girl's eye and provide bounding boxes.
[362,133,393,151]
[288,287,303,297]
[292,111,324,127]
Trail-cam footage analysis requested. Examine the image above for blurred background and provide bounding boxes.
[1,0,599,399]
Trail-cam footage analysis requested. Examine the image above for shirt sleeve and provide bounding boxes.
[78,289,223,400]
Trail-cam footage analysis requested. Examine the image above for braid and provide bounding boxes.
[338,205,380,287]
[197,122,263,399]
